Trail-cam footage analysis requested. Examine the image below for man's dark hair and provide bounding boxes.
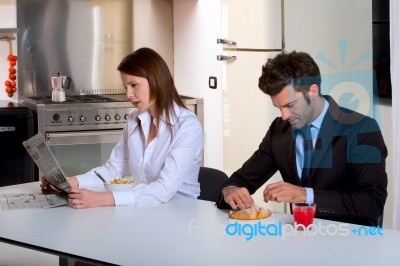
[258,51,321,97]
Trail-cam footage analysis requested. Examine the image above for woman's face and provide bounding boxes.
[121,73,155,114]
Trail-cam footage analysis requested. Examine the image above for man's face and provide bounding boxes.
[270,84,316,129]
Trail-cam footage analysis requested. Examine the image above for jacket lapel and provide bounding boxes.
[287,126,301,185]
[309,96,341,181]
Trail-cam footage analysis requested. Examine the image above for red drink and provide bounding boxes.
[292,203,316,229]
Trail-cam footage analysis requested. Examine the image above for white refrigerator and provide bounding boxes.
[173,0,282,174]
[173,0,286,212]
[218,0,283,176]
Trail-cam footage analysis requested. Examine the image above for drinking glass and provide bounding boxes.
[292,202,316,230]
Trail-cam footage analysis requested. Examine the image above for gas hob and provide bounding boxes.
[26,94,124,104]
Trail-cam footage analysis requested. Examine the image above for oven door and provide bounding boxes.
[46,130,122,177]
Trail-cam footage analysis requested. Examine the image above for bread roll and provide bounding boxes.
[229,206,272,220]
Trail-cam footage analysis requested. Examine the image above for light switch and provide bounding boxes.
[209,76,217,89]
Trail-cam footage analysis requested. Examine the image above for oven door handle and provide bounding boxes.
[46,130,123,145]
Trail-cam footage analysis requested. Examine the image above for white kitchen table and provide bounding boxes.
[0,182,400,266]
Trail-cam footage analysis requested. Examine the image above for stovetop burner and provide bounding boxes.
[27,95,122,104]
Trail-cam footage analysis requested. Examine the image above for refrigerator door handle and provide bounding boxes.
[217,38,237,46]
[217,55,237,61]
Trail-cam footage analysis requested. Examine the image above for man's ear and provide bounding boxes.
[309,84,319,99]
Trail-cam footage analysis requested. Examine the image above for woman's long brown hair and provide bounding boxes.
[118,47,187,133]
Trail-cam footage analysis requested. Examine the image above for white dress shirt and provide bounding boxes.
[76,102,204,206]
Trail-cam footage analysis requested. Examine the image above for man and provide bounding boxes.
[216,51,388,226]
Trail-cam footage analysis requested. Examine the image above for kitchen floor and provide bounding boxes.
[0,242,58,266]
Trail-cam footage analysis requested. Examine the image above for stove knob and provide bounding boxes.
[105,114,111,121]
[53,113,60,121]
[80,115,86,122]
[115,114,121,121]
[124,114,129,120]
[68,116,74,123]
[95,115,101,121]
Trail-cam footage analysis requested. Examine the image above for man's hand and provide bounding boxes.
[223,186,255,210]
[263,181,306,203]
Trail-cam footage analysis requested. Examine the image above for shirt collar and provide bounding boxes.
[310,98,329,130]
[137,102,182,130]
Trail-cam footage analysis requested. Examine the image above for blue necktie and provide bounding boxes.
[300,125,313,186]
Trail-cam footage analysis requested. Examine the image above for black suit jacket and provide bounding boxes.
[216,96,388,226]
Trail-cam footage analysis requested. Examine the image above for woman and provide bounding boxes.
[44,47,203,208]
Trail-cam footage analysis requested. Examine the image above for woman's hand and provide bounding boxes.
[40,177,61,194]
[66,176,79,188]
[68,188,115,209]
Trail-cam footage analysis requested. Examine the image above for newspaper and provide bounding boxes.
[22,133,71,192]
[0,133,71,210]
[0,193,67,210]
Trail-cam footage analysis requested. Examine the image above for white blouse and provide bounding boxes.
[76,103,204,206]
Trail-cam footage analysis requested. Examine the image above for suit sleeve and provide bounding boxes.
[313,118,388,225]
[216,120,281,209]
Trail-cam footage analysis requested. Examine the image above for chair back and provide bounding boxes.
[198,167,228,202]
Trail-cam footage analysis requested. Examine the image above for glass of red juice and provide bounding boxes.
[292,203,316,230]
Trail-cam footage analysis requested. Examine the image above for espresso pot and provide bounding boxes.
[51,73,71,102]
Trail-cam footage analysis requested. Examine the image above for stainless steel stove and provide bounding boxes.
[19,94,136,136]
[18,94,203,177]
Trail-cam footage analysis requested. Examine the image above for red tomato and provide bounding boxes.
[7,54,14,61]
[9,74,16,80]
[5,87,12,93]
[9,61,16,66]
[11,87,17,92]
[5,80,11,86]
[13,55,18,61]
[9,67,16,74]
